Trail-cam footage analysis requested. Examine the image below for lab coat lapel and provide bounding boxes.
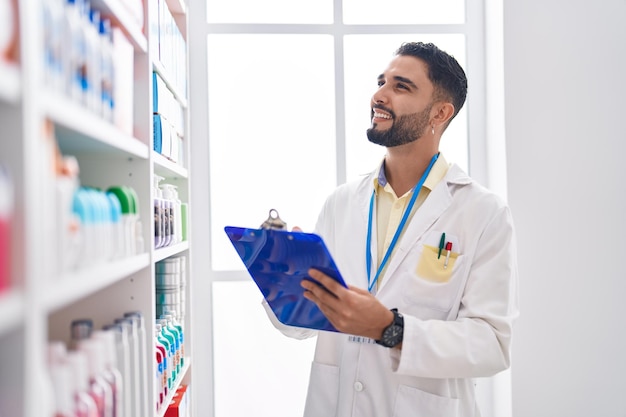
[376,174,453,293]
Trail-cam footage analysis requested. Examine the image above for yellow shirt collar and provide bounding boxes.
[373,153,449,195]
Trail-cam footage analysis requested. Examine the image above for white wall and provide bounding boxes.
[503,1,626,416]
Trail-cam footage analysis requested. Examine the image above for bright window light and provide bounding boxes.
[208,34,337,271]
[207,0,333,24]
[342,0,465,24]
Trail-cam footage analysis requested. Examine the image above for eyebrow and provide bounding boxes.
[377,74,418,89]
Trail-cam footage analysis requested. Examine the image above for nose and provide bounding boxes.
[372,85,388,106]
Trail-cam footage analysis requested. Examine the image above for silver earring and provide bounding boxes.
[431,125,435,135]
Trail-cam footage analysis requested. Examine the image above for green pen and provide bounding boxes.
[438,232,446,259]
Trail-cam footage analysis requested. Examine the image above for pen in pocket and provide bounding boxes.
[444,242,452,269]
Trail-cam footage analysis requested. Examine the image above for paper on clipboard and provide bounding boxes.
[224,226,348,332]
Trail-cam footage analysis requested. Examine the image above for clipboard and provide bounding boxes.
[224,226,348,332]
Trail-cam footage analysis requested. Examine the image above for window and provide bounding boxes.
[205,2,483,416]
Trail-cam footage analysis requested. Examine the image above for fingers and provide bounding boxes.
[348,285,370,295]
[307,269,346,295]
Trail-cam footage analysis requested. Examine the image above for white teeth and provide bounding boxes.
[374,112,391,119]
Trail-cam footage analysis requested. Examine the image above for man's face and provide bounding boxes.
[366,55,436,147]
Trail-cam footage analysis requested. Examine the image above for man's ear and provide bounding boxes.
[431,102,455,129]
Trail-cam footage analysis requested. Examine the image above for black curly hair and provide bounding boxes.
[395,42,468,123]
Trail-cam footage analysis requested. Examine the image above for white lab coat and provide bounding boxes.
[264,162,519,417]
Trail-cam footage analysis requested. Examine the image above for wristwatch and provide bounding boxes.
[376,308,404,348]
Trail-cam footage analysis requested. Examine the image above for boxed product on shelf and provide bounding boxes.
[153,71,185,164]
[165,384,190,417]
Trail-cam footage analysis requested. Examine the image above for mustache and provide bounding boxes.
[371,104,396,119]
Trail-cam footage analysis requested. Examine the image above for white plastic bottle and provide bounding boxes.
[49,360,77,417]
[85,7,102,115]
[63,0,85,102]
[55,155,80,274]
[65,351,99,417]
[77,338,114,417]
[106,191,123,260]
[102,324,131,417]
[92,330,124,417]
[114,318,140,417]
[99,18,114,122]
[124,312,148,417]
[42,0,64,90]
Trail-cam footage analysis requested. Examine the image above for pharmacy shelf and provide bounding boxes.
[0,61,20,104]
[154,152,188,179]
[0,290,25,335]
[154,241,189,263]
[42,91,150,159]
[92,0,148,53]
[157,358,191,417]
[41,253,150,314]
[153,61,188,109]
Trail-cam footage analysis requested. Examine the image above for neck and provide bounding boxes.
[384,142,438,196]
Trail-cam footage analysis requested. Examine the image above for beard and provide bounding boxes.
[367,103,433,147]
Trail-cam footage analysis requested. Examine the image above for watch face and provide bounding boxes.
[382,324,403,346]
[376,309,403,347]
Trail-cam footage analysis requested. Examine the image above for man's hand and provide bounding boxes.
[301,268,394,340]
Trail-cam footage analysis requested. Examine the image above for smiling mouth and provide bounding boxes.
[372,107,394,126]
[373,111,392,120]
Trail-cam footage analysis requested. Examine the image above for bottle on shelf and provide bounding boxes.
[65,350,100,417]
[155,340,165,410]
[155,323,173,392]
[123,311,148,417]
[75,338,114,417]
[162,311,184,367]
[99,17,114,122]
[157,317,179,377]
[42,0,65,91]
[0,0,19,63]
[49,359,77,417]
[0,164,12,292]
[102,323,132,417]
[63,0,86,103]
[113,317,141,417]
[153,175,164,249]
[70,318,93,350]
[161,184,181,245]
[91,330,124,417]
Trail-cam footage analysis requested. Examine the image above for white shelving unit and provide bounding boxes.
[0,0,193,414]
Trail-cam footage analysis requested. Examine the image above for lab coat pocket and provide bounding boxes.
[393,385,460,417]
[404,245,466,313]
[416,244,460,283]
[303,362,340,417]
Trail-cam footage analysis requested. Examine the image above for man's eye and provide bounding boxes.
[377,80,385,87]
[397,84,408,90]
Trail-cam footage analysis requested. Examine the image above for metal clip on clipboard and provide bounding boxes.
[260,209,287,231]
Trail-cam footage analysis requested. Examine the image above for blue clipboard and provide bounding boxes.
[224,226,348,332]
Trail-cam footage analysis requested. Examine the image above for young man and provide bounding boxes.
[265,42,519,416]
